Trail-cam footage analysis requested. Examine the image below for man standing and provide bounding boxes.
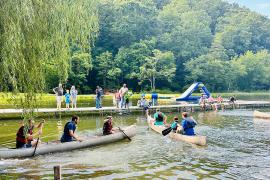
[61,115,82,142]
[53,83,64,110]
[95,86,102,109]
[119,84,128,108]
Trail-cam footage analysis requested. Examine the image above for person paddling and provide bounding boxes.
[103,116,117,135]
[61,115,82,143]
[181,112,197,136]
[153,109,167,126]
[16,119,45,148]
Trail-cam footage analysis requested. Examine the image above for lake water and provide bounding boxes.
[0,108,270,179]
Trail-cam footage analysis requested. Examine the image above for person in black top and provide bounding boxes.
[103,116,116,135]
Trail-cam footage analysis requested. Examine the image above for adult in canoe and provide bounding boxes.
[181,112,197,136]
[103,116,117,135]
[16,119,45,148]
[153,109,167,126]
[61,115,82,143]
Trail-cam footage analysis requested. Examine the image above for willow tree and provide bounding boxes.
[0,0,99,117]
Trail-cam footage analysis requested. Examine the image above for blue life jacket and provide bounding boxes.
[182,118,197,135]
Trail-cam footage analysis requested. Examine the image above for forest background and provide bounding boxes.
[1,0,270,97]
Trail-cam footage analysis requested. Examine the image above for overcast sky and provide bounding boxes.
[226,0,270,18]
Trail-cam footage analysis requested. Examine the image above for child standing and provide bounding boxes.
[65,89,71,109]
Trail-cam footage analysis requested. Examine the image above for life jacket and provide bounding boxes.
[16,125,33,144]
[171,121,179,130]
[184,118,197,130]
[156,113,164,122]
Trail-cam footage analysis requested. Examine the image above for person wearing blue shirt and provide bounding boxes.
[181,112,197,136]
[61,115,82,143]
[64,89,71,109]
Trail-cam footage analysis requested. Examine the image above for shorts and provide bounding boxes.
[56,96,62,103]
[144,106,149,110]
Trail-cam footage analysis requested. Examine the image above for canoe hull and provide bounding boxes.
[147,116,206,146]
[0,125,136,159]
[254,110,270,119]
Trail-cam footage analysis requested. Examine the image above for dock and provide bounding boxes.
[0,100,270,119]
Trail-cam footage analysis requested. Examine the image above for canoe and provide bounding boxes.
[147,116,206,146]
[253,110,270,119]
[0,125,136,159]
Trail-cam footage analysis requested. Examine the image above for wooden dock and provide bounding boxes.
[0,100,270,119]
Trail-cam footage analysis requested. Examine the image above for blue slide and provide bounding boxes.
[176,82,210,101]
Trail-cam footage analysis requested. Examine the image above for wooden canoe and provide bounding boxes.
[147,115,206,146]
[0,125,136,159]
[253,110,270,119]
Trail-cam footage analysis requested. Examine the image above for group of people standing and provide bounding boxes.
[114,83,132,109]
[53,84,78,110]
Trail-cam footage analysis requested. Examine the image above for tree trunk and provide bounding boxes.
[153,76,156,91]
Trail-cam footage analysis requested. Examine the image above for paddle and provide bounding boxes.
[32,119,45,157]
[162,126,172,136]
[32,136,40,157]
[111,120,131,141]
[118,127,131,141]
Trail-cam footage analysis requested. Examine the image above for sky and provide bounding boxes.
[226,0,270,18]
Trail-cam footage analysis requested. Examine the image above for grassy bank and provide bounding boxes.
[0,92,269,109]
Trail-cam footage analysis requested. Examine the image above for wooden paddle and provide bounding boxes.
[118,127,131,141]
[32,136,40,157]
[32,119,45,157]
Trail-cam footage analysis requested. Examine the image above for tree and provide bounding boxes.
[95,51,121,88]
[234,50,270,90]
[0,0,99,116]
[95,0,159,54]
[139,49,176,91]
[114,38,156,83]
[67,52,92,93]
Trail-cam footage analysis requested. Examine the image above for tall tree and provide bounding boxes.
[0,0,99,116]
[139,49,176,91]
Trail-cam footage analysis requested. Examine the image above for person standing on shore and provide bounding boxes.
[119,84,128,108]
[53,83,64,110]
[95,86,102,109]
[64,89,71,109]
[114,89,121,108]
[70,85,78,108]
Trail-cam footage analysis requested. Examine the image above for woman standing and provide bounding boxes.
[70,85,78,108]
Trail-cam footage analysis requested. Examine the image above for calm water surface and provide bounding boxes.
[0,109,270,179]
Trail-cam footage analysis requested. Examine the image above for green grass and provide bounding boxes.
[0,91,269,109]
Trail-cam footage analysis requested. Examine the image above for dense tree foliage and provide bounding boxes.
[0,0,99,115]
[1,0,270,102]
